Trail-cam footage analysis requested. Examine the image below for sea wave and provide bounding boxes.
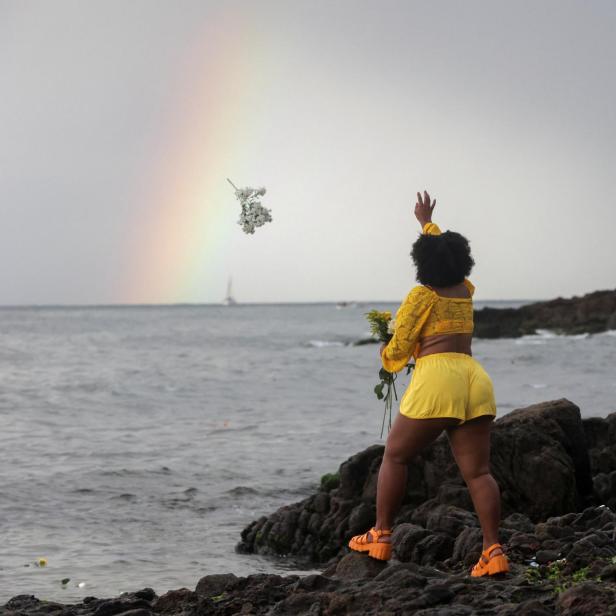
[515,329,591,344]
[304,335,378,348]
[305,339,346,348]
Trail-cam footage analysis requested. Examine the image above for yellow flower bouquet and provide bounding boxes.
[365,310,399,437]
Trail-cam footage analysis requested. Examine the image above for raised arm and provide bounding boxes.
[414,190,474,296]
[415,190,436,230]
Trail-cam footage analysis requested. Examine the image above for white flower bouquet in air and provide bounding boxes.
[227,178,273,234]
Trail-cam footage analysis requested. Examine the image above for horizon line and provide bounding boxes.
[0,298,539,310]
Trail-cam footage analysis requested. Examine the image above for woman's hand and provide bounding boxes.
[414,190,436,228]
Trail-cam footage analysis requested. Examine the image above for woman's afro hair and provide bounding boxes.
[411,230,475,287]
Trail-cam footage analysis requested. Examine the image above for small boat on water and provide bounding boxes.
[223,278,237,306]
[336,301,358,310]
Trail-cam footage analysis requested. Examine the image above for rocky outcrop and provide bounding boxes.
[473,288,616,338]
[237,400,598,564]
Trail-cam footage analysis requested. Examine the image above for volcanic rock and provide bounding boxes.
[473,288,616,338]
[237,399,594,563]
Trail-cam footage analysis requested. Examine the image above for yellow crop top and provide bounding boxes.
[381,222,475,373]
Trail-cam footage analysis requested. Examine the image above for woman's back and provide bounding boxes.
[418,280,474,357]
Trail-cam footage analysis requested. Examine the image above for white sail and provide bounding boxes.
[223,277,237,305]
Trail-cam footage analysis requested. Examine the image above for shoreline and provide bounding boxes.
[4,399,616,615]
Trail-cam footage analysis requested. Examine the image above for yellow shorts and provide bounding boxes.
[399,352,497,424]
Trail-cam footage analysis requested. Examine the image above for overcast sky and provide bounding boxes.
[1,0,615,305]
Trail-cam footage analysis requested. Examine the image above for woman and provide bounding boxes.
[348,191,509,577]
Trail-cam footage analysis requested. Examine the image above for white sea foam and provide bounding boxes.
[515,329,592,344]
[534,329,558,338]
[307,339,345,348]
[515,338,546,346]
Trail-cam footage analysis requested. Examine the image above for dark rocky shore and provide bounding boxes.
[4,400,616,615]
[473,288,616,338]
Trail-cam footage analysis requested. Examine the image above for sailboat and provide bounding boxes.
[223,277,237,306]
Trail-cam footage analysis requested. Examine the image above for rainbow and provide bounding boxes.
[123,12,263,304]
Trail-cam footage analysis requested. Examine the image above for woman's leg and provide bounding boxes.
[375,414,461,536]
[446,415,502,552]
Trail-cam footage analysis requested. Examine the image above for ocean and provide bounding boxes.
[1,302,615,601]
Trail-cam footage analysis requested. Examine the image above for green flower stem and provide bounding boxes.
[380,398,388,439]
[380,372,397,438]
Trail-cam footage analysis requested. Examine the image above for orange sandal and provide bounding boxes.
[348,527,392,561]
[471,543,510,577]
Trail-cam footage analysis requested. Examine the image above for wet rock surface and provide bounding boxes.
[237,399,597,563]
[473,288,616,338]
[4,401,616,615]
[5,532,616,616]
